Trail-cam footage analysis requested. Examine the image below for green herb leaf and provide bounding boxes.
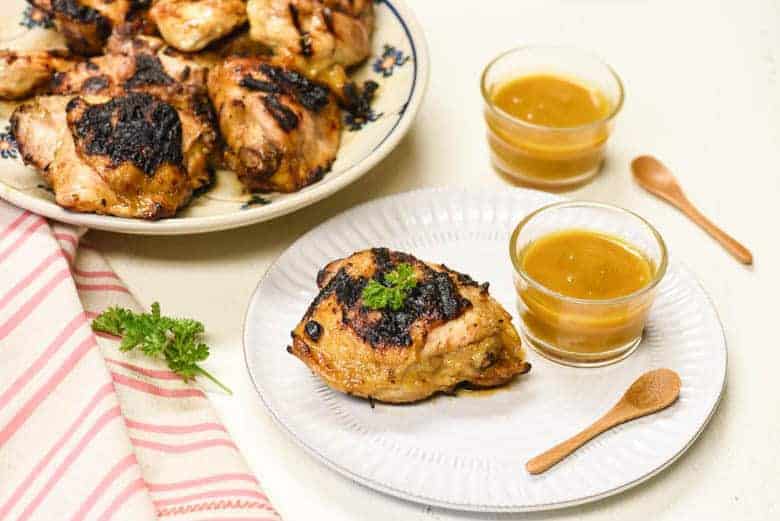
[362,279,391,309]
[362,263,418,311]
[91,302,231,394]
[384,262,416,290]
[91,306,132,336]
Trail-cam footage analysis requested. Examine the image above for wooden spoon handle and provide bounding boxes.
[678,200,753,265]
[526,414,619,475]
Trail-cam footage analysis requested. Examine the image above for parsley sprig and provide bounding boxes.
[92,302,231,394]
[361,263,417,310]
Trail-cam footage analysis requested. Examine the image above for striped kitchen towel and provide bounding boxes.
[0,201,281,521]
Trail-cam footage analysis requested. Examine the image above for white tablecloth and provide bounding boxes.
[89,1,779,519]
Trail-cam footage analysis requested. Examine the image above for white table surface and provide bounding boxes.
[90,1,780,519]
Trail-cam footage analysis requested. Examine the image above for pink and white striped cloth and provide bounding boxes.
[0,201,281,521]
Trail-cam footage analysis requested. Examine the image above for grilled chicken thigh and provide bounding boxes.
[10,95,72,171]
[149,0,248,52]
[29,0,148,55]
[51,35,209,94]
[10,35,219,218]
[48,37,216,190]
[0,34,207,100]
[208,56,340,192]
[0,50,74,100]
[12,92,192,218]
[247,0,373,73]
[289,249,530,403]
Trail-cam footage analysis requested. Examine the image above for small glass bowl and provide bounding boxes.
[509,201,667,367]
[481,46,624,189]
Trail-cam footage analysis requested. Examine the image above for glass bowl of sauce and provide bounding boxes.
[481,46,624,188]
[509,202,667,367]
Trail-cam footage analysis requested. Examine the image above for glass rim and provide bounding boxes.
[509,201,668,305]
[480,45,626,132]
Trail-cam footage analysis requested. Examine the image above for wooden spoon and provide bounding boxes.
[631,155,753,265]
[526,368,681,475]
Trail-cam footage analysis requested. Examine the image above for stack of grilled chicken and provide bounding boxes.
[0,0,374,219]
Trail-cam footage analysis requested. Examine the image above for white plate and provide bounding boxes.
[243,187,727,512]
[0,0,428,234]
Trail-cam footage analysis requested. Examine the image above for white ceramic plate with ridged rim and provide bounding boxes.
[0,0,428,234]
[243,187,726,512]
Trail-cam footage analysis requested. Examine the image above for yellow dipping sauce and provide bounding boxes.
[521,229,653,299]
[485,74,615,186]
[516,229,657,362]
[492,74,611,128]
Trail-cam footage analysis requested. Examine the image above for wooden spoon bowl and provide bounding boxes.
[631,155,753,265]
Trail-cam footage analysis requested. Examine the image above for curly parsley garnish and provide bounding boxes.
[92,302,231,394]
[361,263,417,310]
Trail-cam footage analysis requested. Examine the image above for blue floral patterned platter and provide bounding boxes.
[0,0,428,234]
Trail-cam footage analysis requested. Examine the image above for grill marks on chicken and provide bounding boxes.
[12,93,192,218]
[49,37,206,97]
[290,249,530,403]
[60,94,189,218]
[247,0,373,72]
[241,63,331,111]
[149,0,248,52]
[69,92,183,176]
[31,0,144,56]
[47,38,219,193]
[9,35,219,218]
[208,57,340,192]
[49,0,112,55]
[29,0,245,56]
[261,94,299,132]
[124,54,175,88]
[310,249,472,348]
[50,53,164,95]
[287,3,313,57]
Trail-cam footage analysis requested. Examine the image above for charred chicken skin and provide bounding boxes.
[289,249,530,403]
[46,36,219,194]
[9,36,219,218]
[247,0,373,73]
[12,92,192,218]
[208,56,340,192]
[28,0,150,56]
[0,34,209,100]
[50,34,210,95]
[27,0,248,56]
